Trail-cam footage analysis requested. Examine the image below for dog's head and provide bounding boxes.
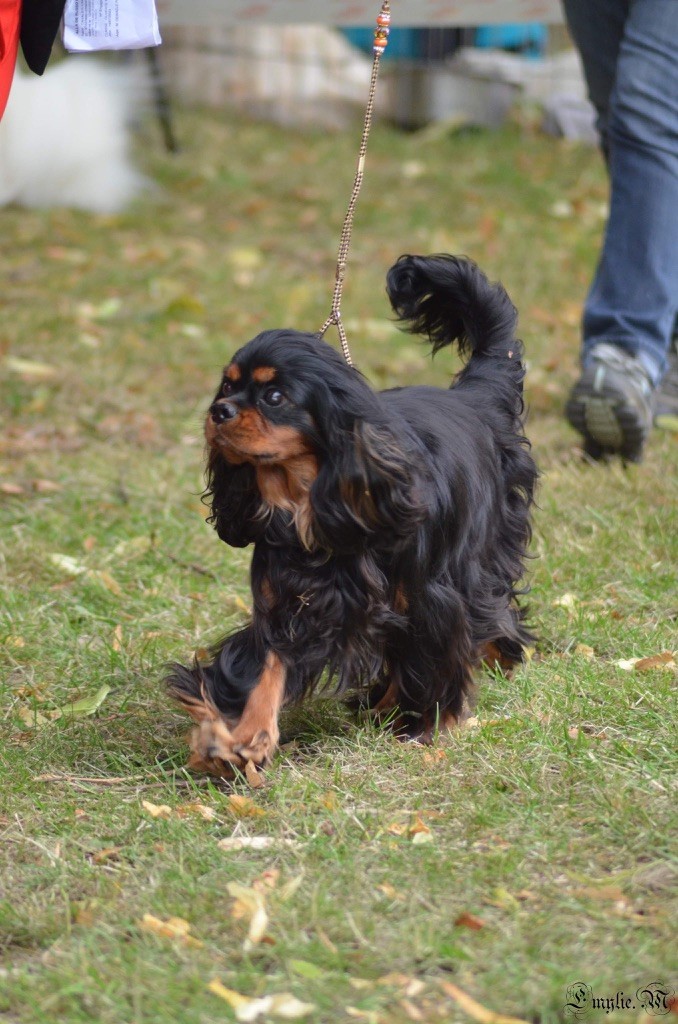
[204,329,423,551]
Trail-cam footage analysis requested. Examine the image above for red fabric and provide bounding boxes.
[0,0,22,120]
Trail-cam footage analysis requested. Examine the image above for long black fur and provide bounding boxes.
[168,254,538,735]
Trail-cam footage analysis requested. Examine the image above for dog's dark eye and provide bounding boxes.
[262,387,285,407]
[222,380,233,396]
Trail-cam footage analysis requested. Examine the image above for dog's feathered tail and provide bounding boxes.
[386,253,524,401]
[387,253,536,655]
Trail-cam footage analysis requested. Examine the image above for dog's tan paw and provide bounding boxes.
[232,728,277,768]
[188,717,244,778]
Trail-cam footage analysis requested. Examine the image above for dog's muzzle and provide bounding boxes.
[210,401,239,424]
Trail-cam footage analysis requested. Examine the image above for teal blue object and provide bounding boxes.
[474,24,547,57]
[342,27,420,60]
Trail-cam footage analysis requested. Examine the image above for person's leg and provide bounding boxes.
[561,0,628,157]
[585,0,678,380]
[563,0,678,458]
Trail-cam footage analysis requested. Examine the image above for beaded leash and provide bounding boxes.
[318,0,391,367]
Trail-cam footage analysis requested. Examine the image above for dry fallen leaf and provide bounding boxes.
[266,994,317,1019]
[228,794,266,818]
[5,357,58,379]
[33,479,62,493]
[377,882,404,901]
[245,759,265,789]
[139,914,203,948]
[227,881,269,949]
[616,652,676,672]
[90,846,122,864]
[387,821,407,836]
[422,749,446,764]
[142,801,173,819]
[439,980,530,1024]
[208,980,315,1021]
[377,975,425,998]
[454,911,486,931]
[218,836,297,852]
[176,802,216,821]
[17,706,60,728]
[633,652,676,672]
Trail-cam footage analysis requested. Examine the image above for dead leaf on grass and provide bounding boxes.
[616,652,676,672]
[16,684,110,729]
[5,357,58,379]
[464,716,511,729]
[386,821,407,836]
[49,553,123,596]
[422,749,446,764]
[378,974,425,998]
[575,885,627,903]
[228,794,266,818]
[377,882,405,901]
[208,980,315,1021]
[227,881,269,949]
[348,978,374,991]
[89,846,123,864]
[568,725,608,741]
[439,980,530,1024]
[176,802,216,821]
[17,705,60,728]
[3,630,25,647]
[218,836,297,852]
[245,759,265,789]
[633,652,676,672]
[33,479,62,493]
[142,801,173,819]
[454,911,486,930]
[139,913,203,948]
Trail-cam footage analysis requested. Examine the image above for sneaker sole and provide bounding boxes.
[566,390,647,461]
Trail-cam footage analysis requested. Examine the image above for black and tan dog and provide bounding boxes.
[168,254,538,776]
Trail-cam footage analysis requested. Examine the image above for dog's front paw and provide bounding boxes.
[188,716,244,778]
[187,718,279,778]
[230,723,279,768]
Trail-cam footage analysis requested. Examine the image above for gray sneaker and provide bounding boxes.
[565,343,654,462]
[654,341,678,433]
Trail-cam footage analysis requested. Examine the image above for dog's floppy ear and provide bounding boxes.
[204,448,263,548]
[311,419,424,551]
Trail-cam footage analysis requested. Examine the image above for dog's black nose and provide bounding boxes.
[210,401,238,424]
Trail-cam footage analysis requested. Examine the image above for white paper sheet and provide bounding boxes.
[63,0,162,52]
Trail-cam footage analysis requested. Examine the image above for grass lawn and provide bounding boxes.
[1,104,676,1024]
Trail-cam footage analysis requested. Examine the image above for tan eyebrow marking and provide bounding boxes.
[224,363,241,382]
[252,366,277,384]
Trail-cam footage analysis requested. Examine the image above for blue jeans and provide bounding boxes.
[562,0,678,385]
